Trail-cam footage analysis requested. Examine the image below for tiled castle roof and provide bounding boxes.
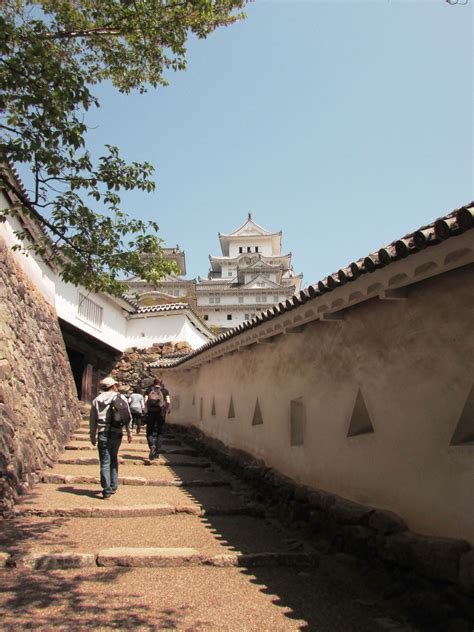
[160,202,474,368]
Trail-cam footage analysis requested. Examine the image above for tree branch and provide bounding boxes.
[0,170,87,257]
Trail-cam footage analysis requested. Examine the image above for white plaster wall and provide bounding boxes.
[228,238,273,258]
[126,313,208,349]
[51,275,129,351]
[0,195,56,306]
[1,210,209,352]
[165,265,474,545]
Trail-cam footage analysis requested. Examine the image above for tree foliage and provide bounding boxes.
[0,0,248,294]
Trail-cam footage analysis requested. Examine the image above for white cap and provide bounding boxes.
[101,377,117,388]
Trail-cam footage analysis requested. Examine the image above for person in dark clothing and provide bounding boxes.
[159,380,171,422]
[145,379,165,460]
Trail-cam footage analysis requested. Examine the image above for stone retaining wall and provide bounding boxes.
[110,343,192,392]
[171,423,474,594]
[0,237,81,514]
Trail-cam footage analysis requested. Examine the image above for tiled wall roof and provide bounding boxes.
[161,202,474,368]
[135,303,189,314]
[149,349,193,367]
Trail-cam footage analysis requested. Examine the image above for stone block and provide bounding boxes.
[0,359,12,379]
[459,549,474,593]
[0,552,11,567]
[237,552,320,568]
[379,531,470,583]
[368,509,407,535]
[203,554,239,567]
[41,474,67,484]
[176,341,191,350]
[90,504,175,518]
[14,552,96,569]
[97,547,200,567]
[175,504,204,516]
[119,476,147,486]
[329,497,374,524]
[64,475,97,484]
[307,489,337,512]
[340,525,377,559]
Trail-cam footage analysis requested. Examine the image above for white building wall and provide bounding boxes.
[0,193,56,306]
[126,313,209,349]
[228,237,273,258]
[164,257,474,545]
[1,208,210,351]
[51,276,129,351]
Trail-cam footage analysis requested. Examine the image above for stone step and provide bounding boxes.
[63,445,199,457]
[57,456,211,467]
[43,463,220,482]
[40,473,230,488]
[77,424,179,438]
[1,514,300,558]
[12,503,264,518]
[73,432,181,446]
[5,548,320,570]
[13,482,263,517]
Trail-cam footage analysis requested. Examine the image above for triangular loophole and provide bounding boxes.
[211,398,216,416]
[252,398,263,425]
[347,389,374,437]
[228,396,235,419]
[450,385,474,445]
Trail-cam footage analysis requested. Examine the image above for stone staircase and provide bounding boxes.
[0,414,471,630]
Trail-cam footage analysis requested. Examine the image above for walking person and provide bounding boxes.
[128,386,145,434]
[145,378,165,460]
[90,377,132,499]
[159,380,171,422]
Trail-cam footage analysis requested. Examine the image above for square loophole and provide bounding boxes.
[290,398,305,446]
[172,395,180,411]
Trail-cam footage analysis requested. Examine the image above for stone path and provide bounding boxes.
[0,416,470,631]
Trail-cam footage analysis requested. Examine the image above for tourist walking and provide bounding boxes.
[128,386,145,434]
[145,378,165,460]
[89,377,132,499]
[160,380,171,422]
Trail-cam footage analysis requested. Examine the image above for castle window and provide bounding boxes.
[227,314,232,320]
[247,247,251,253]
[77,293,103,330]
[203,315,209,321]
[255,246,259,253]
[239,247,243,253]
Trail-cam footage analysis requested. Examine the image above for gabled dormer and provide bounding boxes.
[241,273,282,290]
[218,213,282,257]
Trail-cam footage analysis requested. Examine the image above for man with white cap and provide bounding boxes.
[89,377,132,499]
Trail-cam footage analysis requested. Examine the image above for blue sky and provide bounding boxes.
[87,1,472,285]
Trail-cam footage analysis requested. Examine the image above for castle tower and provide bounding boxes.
[195,214,302,329]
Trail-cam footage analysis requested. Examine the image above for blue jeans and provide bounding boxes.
[97,431,122,495]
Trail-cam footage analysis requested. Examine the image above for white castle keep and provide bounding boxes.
[195,214,302,329]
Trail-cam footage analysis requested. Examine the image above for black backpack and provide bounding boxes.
[107,395,131,429]
[147,388,164,412]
